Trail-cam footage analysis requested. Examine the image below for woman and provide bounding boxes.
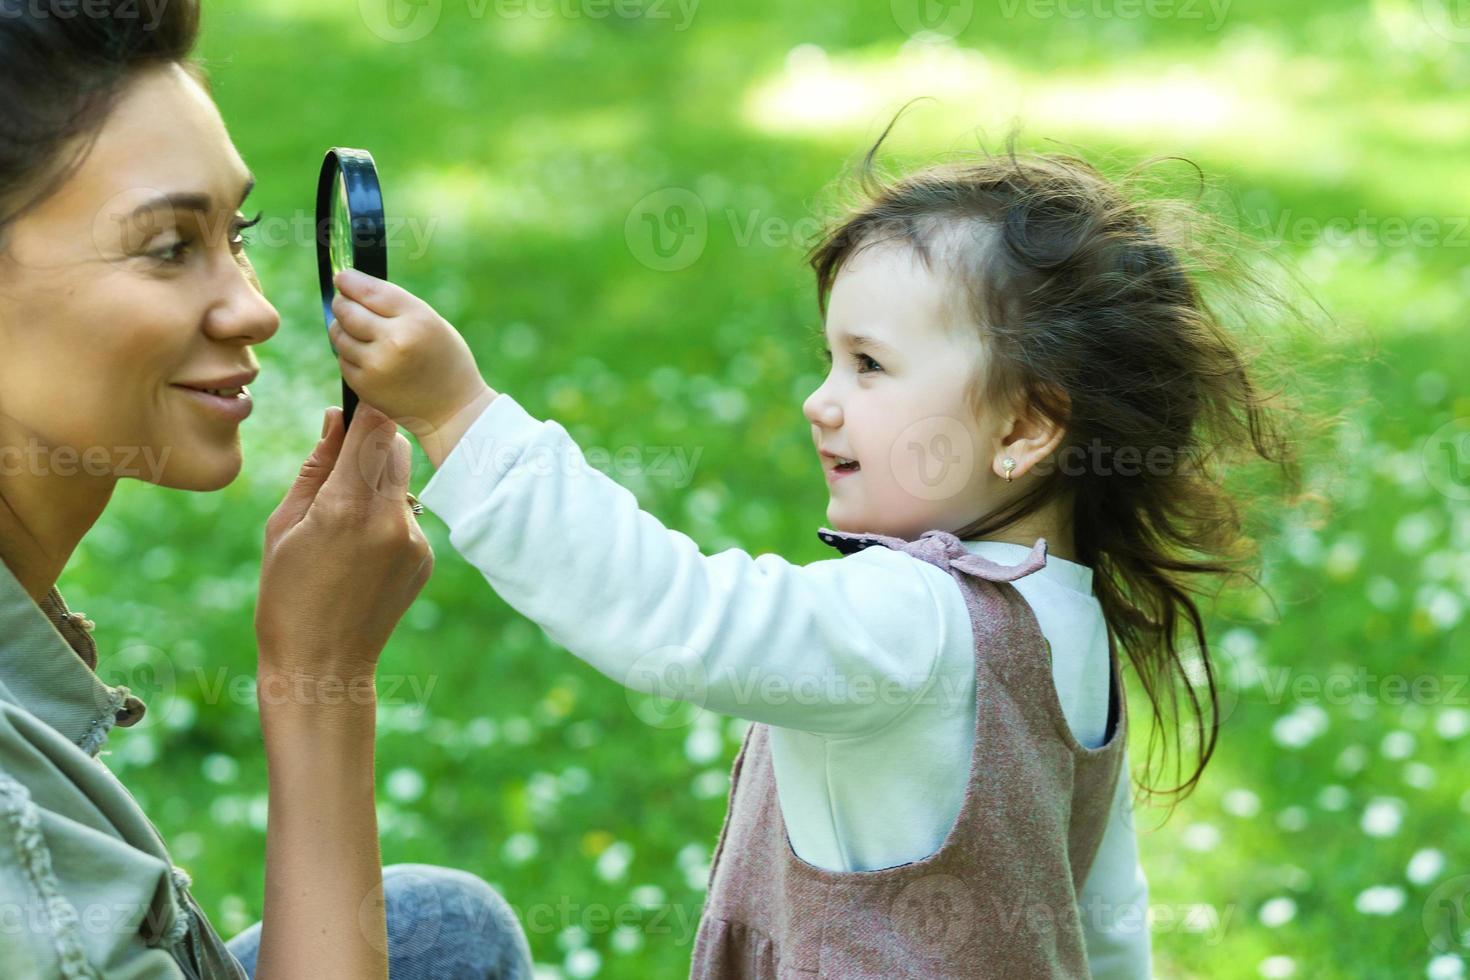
[0,1,534,976]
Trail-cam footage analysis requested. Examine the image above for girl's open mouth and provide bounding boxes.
[825,455,860,482]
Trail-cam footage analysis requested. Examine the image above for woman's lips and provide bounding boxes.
[172,384,253,422]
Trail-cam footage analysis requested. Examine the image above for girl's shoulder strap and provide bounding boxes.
[816,526,1049,583]
[817,525,1078,747]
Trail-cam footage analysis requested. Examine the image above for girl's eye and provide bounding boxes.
[818,347,882,374]
[231,210,264,252]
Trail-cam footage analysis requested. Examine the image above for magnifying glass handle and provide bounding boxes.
[342,380,359,430]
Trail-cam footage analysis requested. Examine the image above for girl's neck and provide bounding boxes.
[974,510,1079,564]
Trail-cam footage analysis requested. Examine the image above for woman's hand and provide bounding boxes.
[250,400,430,980]
[255,400,433,688]
[327,268,497,468]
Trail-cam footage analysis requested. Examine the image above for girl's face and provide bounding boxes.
[0,63,279,492]
[803,240,1005,540]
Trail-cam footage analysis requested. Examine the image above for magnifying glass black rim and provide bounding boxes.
[316,147,387,429]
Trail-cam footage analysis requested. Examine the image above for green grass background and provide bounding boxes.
[62,1,1470,976]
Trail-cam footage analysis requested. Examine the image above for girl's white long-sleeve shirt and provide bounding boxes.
[418,390,1153,979]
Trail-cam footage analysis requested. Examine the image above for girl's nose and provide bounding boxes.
[802,382,842,429]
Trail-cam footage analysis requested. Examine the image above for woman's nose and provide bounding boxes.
[205,258,281,345]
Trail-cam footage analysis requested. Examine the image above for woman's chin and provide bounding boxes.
[151,447,244,491]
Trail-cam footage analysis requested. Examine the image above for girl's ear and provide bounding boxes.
[994,385,1068,478]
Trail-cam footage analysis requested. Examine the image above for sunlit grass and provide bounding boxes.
[60,2,1470,977]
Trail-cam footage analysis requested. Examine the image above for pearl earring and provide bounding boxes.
[1002,457,1016,482]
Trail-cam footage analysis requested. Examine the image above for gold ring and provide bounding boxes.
[406,492,424,516]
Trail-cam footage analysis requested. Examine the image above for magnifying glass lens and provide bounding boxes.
[317,147,386,431]
[329,170,353,280]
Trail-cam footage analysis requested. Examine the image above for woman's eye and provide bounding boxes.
[231,210,264,252]
[151,238,192,264]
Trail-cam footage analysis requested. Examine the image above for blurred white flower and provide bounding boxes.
[1223,788,1262,818]
[385,767,426,804]
[1276,806,1309,832]
[1436,708,1470,740]
[1324,536,1363,578]
[202,753,239,785]
[1182,822,1222,851]
[1366,575,1399,610]
[1272,704,1329,749]
[1395,512,1439,552]
[685,727,723,764]
[1361,797,1406,837]
[564,947,601,979]
[1404,762,1437,789]
[596,841,634,883]
[1259,954,1296,977]
[1354,884,1406,915]
[630,884,665,908]
[503,832,539,865]
[1407,848,1446,885]
[611,924,644,955]
[1317,785,1350,811]
[1259,896,1297,927]
[1428,953,1466,980]
[1381,730,1417,759]
[1336,744,1368,775]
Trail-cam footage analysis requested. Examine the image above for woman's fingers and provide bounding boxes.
[269,407,346,532]
[377,431,413,499]
[321,401,397,503]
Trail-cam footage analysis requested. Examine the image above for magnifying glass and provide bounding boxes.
[316,147,387,431]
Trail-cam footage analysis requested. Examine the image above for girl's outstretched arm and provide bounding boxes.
[324,268,957,738]
[416,389,959,739]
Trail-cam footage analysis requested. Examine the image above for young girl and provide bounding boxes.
[325,126,1298,978]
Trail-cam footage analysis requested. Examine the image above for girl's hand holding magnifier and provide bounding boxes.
[327,268,499,470]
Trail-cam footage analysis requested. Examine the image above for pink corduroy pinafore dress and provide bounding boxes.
[689,528,1128,979]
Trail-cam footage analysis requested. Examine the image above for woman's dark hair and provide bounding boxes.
[806,104,1357,820]
[0,0,202,243]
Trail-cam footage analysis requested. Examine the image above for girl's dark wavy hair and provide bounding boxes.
[806,103,1358,819]
[0,0,203,245]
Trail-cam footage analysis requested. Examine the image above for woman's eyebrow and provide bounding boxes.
[127,173,256,219]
